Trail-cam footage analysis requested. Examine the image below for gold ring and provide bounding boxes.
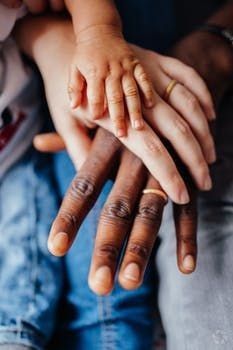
[163,79,178,102]
[142,189,168,203]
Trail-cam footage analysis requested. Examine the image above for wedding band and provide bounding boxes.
[142,189,168,203]
[163,79,178,101]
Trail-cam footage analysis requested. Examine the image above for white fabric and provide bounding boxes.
[0,4,41,178]
[0,4,26,41]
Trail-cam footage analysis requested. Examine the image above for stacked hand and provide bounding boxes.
[19,18,214,295]
[15,14,233,295]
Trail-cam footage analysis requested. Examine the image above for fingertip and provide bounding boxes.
[118,263,142,290]
[47,232,69,257]
[180,255,196,274]
[33,135,43,150]
[177,187,190,205]
[88,266,113,296]
[116,128,127,138]
[132,119,144,130]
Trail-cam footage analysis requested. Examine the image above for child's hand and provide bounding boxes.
[68,25,156,137]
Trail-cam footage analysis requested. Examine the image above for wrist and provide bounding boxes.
[76,23,123,44]
[71,2,122,42]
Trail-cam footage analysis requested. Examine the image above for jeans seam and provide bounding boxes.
[24,155,39,320]
[98,296,117,350]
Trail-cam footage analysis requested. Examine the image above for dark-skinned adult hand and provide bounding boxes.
[35,130,198,295]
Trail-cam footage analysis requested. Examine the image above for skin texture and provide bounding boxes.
[35,130,198,295]
[11,0,216,141]
[15,16,216,204]
[14,1,233,294]
[15,17,200,294]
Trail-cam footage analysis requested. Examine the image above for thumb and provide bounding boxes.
[34,132,66,153]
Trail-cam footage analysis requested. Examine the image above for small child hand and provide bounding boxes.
[68,25,156,137]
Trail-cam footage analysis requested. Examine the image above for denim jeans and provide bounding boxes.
[1,95,233,349]
[51,94,233,350]
[52,155,158,350]
[0,149,63,349]
[156,95,233,350]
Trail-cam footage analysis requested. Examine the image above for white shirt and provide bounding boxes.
[0,4,41,178]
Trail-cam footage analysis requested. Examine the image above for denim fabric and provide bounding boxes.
[156,95,233,350]
[53,153,158,350]
[0,149,63,349]
[51,95,233,350]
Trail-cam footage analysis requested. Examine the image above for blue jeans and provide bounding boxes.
[0,149,63,349]
[1,96,233,350]
[51,95,233,350]
[52,156,158,350]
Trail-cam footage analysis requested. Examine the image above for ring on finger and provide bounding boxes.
[142,188,168,203]
[163,79,178,102]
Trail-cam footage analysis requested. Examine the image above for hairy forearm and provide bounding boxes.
[64,0,122,39]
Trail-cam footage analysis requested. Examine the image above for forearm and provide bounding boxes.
[172,3,233,106]
[203,2,233,88]
[208,1,233,28]
[64,0,122,39]
[14,16,74,74]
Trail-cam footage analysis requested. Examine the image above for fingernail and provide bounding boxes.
[203,174,212,191]
[48,232,69,257]
[95,266,112,284]
[179,190,190,204]
[211,108,216,120]
[123,263,141,282]
[116,128,126,138]
[183,255,195,272]
[133,120,144,130]
[208,148,217,164]
[146,99,154,108]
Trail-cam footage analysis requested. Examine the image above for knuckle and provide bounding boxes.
[70,176,96,199]
[89,96,102,106]
[173,119,191,138]
[144,137,165,157]
[86,65,98,78]
[127,55,139,66]
[138,202,163,222]
[96,242,119,261]
[137,70,149,83]
[108,67,123,79]
[180,204,197,219]
[178,232,196,246]
[58,210,78,230]
[127,241,150,259]
[185,94,199,112]
[124,85,138,98]
[102,199,132,221]
[108,92,123,105]
[112,115,125,123]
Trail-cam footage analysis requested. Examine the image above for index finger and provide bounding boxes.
[48,128,121,256]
